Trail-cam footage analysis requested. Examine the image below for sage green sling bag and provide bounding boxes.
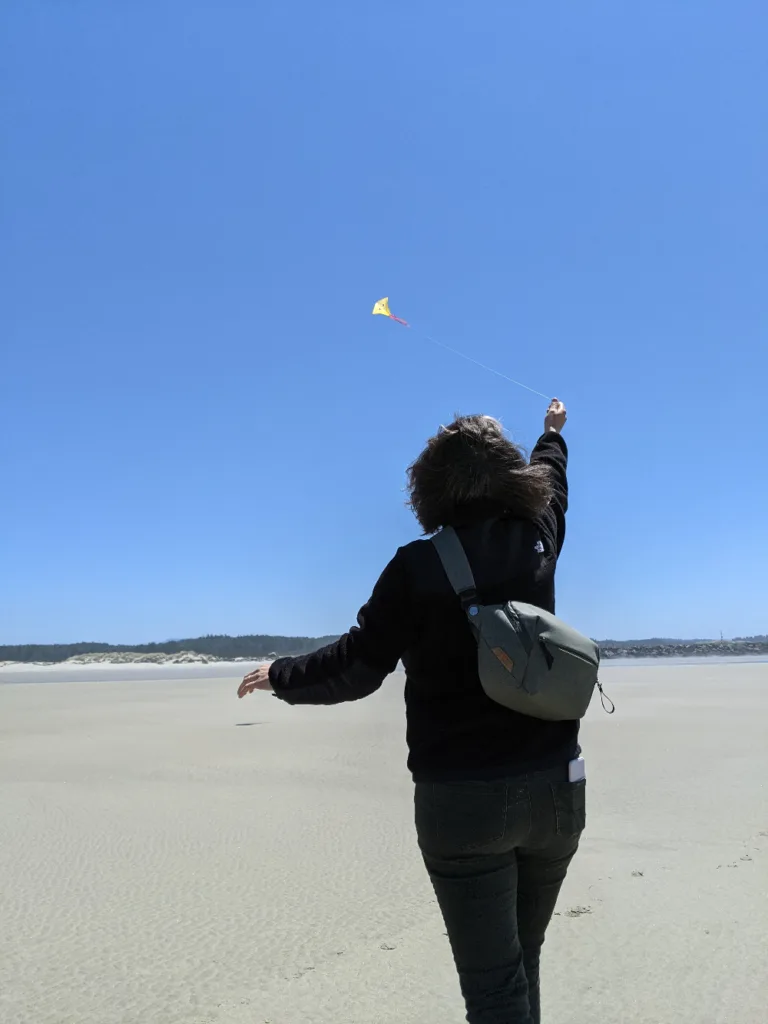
[432,526,613,721]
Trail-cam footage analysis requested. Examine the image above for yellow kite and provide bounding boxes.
[372,297,409,326]
[370,296,552,398]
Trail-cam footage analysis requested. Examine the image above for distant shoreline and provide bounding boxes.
[600,641,768,660]
[2,639,767,669]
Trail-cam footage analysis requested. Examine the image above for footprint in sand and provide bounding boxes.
[565,905,592,918]
[291,965,316,979]
[716,830,766,869]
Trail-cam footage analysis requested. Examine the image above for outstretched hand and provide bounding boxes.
[238,664,274,698]
[544,398,567,434]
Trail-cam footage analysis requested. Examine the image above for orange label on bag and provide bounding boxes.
[492,647,514,673]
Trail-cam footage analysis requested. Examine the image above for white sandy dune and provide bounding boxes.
[1,661,767,1024]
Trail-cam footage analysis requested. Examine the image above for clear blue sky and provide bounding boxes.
[2,1,766,644]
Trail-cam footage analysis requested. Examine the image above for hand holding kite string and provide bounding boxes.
[371,297,551,400]
[545,399,567,434]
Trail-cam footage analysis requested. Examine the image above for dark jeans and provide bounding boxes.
[414,767,585,1024]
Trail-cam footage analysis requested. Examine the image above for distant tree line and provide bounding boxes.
[595,638,713,647]
[599,636,767,647]
[3,632,765,665]
[0,634,340,665]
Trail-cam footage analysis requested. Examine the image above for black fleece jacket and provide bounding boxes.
[269,431,578,781]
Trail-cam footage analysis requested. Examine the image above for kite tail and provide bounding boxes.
[389,315,410,326]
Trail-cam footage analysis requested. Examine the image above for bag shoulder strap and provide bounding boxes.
[431,527,477,602]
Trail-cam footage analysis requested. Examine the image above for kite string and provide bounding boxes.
[421,334,552,401]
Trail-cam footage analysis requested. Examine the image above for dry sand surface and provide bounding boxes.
[1,660,767,1024]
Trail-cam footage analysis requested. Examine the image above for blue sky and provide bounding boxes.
[2,1,766,644]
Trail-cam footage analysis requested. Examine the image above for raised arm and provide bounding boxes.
[254,549,415,705]
[530,399,568,556]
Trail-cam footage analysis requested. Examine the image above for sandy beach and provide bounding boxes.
[1,660,766,1024]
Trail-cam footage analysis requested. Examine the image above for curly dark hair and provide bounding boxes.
[406,415,554,534]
